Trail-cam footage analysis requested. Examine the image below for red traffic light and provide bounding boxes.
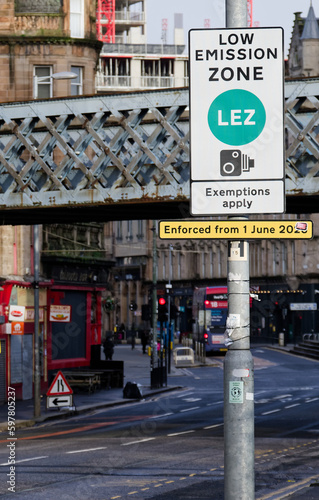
[159,297,166,305]
[204,300,210,307]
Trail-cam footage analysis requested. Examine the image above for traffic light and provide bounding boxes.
[158,297,168,323]
[129,301,137,311]
[142,304,151,321]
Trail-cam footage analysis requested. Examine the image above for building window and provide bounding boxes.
[177,252,181,279]
[70,0,84,38]
[141,59,174,88]
[97,57,131,88]
[71,66,83,95]
[126,221,133,241]
[116,221,122,241]
[137,220,144,240]
[162,251,166,279]
[34,66,52,99]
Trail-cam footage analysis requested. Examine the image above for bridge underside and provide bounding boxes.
[0,81,317,225]
[0,196,316,225]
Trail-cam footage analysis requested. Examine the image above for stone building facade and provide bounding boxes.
[287,4,319,77]
[0,0,102,102]
[0,0,108,403]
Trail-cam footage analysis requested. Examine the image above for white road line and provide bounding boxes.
[167,430,195,437]
[273,394,292,399]
[207,401,223,406]
[261,409,281,415]
[305,398,319,403]
[121,438,156,446]
[285,403,301,409]
[66,447,107,454]
[180,406,200,413]
[0,456,48,466]
[177,392,194,398]
[149,412,173,419]
[204,424,223,429]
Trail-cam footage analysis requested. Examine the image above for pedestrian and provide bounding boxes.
[141,329,148,354]
[131,330,135,350]
[103,336,114,361]
[119,323,126,341]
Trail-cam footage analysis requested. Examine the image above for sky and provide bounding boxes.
[146,0,311,57]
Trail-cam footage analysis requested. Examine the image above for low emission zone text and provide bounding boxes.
[159,220,313,240]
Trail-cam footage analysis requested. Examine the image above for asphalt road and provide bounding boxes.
[0,348,319,499]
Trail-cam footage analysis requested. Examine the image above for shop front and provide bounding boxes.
[0,281,49,403]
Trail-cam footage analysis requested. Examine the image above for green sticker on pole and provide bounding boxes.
[207,89,266,146]
[229,381,244,403]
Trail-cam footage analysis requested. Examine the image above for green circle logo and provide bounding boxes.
[207,89,266,146]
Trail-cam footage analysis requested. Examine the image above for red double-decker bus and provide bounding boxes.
[192,286,228,354]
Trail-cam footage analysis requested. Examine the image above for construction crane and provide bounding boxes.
[96,0,115,43]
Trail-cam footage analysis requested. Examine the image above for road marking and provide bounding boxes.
[305,398,319,403]
[207,400,223,406]
[204,424,223,429]
[261,409,281,415]
[167,430,195,437]
[180,406,200,412]
[284,403,300,409]
[66,447,107,454]
[256,473,319,500]
[0,456,48,466]
[149,413,173,419]
[177,391,194,398]
[183,398,202,402]
[121,438,156,446]
[273,394,292,400]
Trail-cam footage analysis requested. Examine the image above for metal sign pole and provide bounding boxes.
[151,220,158,388]
[33,224,41,418]
[223,3,255,499]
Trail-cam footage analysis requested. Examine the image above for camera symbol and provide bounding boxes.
[220,149,255,177]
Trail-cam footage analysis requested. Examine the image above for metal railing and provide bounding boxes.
[95,74,132,88]
[100,43,186,55]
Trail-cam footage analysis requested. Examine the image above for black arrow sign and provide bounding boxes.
[52,397,69,406]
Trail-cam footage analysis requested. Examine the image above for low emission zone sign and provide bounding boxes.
[189,27,284,216]
[159,220,313,240]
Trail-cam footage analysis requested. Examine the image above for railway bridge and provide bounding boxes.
[0,78,318,224]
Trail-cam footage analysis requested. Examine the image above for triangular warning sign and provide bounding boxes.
[47,371,73,396]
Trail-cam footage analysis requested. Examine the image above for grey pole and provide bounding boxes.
[151,220,158,387]
[224,1,255,499]
[167,244,172,373]
[226,0,247,27]
[33,224,41,418]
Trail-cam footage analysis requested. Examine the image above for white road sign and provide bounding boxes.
[290,303,317,311]
[47,370,73,396]
[189,27,285,215]
[47,395,73,408]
